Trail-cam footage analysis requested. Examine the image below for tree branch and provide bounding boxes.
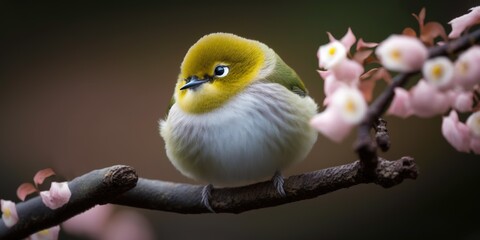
[355,28,480,170]
[0,165,138,240]
[111,157,417,214]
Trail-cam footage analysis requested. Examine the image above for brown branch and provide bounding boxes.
[111,157,418,214]
[0,165,138,240]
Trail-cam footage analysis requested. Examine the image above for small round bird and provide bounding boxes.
[160,33,318,211]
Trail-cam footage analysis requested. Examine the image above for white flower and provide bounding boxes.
[40,182,71,210]
[318,41,347,69]
[1,199,19,228]
[422,57,454,89]
[330,87,368,124]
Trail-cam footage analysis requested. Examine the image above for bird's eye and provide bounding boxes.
[214,65,229,78]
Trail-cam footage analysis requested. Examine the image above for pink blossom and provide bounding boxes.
[311,87,367,142]
[422,56,455,89]
[448,6,480,38]
[29,226,60,240]
[102,210,155,240]
[387,88,413,118]
[451,90,473,112]
[62,204,114,238]
[327,27,357,51]
[466,111,480,137]
[454,46,480,90]
[375,35,428,72]
[356,38,378,51]
[320,71,348,105]
[331,58,364,84]
[441,110,471,152]
[310,107,353,143]
[1,199,18,228]
[409,80,451,118]
[40,182,71,210]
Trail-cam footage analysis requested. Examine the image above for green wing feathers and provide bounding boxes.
[265,54,308,97]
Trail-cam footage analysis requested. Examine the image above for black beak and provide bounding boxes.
[180,76,210,90]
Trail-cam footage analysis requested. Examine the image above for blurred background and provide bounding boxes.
[1,0,480,239]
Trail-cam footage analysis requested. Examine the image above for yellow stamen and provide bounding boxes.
[345,98,356,113]
[431,64,444,80]
[328,47,336,56]
[390,49,401,61]
[38,229,50,236]
[459,61,469,75]
[4,208,11,218]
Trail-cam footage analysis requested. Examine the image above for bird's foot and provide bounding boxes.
[272,171,286,197]
[201,184,215,213]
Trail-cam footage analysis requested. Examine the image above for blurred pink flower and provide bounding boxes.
[410,80,451,118]
[320,71,348,106]
[327,27,357,51]
[310,107,352,143]
[375,35,428,72]
[1,199,18,228]
[466,111,480,137]
[40,182,71,210]
[387,88,413,118]
[62,204,114,238]
[310,87,367,142]
[422,56,455,89]
[101,210,155,240]
[451,90,473,112]
[442,110,471,152]
[448,6,480,38]
[454,46,480,90]
[331,58,364,84]
[470,137,480,154]
[29,226,60,240]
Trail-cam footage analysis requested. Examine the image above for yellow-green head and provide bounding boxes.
[175,33,267,114]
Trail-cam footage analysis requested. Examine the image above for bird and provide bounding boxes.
[160,33,318,212]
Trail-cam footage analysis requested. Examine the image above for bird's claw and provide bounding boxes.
[272,171,286,197]
[201,184,215,213]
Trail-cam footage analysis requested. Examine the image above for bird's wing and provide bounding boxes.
[264,54,308,97]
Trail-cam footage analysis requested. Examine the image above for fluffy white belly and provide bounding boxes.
[160,82,317,186]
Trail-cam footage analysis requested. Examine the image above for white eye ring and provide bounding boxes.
[214,65,229,78]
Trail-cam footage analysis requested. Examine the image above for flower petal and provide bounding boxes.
[318,41,347,69]
[340,27,356,51]
[451,90,473,112]
[33,168,56,187]
[387,88,413,118]
[410,80,451,118]
[40,182,71,210]
[441,110,471,152]
[454,46,480,91]
[466,111,480,137]
[331,59,364,84]
[1,199,19,228]
[17,183,37,201]
[375,35,428,72]
[63,204,114,238]
[310,107,353,143]
[422,56,454,89]
[448,6,480,38]
[29,226,60,240]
